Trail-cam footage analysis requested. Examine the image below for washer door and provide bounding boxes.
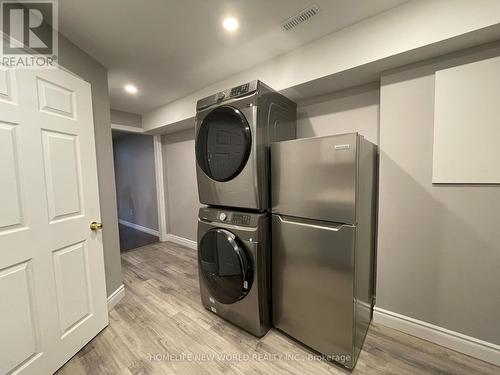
[198,228,253,304]
[196,106,252,182]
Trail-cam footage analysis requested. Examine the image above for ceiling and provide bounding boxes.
[59,0,408,114]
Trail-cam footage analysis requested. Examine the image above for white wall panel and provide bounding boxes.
[433,56,500,183]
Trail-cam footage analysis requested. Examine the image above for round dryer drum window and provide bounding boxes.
[198,228,253,304]
[196,106,252,182]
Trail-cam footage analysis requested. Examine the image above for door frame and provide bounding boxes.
[153,134,168,241]
[110,123,168,241]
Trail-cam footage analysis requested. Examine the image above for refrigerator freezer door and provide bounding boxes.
[271,133,358,224]
[272,214,355,368]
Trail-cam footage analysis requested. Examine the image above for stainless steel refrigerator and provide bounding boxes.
[271,132,377,369]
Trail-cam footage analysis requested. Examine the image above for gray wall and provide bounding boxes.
[58,35,122,297]
[113,134,158,231]
[377,45,500,345]
[297,83,380,144]
[111,109,142,128]
[162,130,201,241]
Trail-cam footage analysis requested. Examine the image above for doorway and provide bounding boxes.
[111,110,163,251]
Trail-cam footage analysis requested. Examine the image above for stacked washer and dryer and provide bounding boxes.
[195,81,296,337]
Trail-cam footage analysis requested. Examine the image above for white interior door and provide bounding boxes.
[0,66,108,375]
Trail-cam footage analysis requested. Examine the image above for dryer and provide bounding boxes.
[195,80,296,211]
[197,207,270,337]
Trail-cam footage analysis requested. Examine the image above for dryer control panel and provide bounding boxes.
[230,83,250,97]
[196,81,259,110]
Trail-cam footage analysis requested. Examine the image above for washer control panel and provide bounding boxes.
[231,213,251,226]
[199,207,261,228]
[216,211,251,226]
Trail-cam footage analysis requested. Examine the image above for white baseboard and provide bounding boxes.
[373,306,500,366]
[119,219,159,237]
[107,284,125,312]
[166,234,197,250]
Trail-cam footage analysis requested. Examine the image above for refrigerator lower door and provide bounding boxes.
[272,214,356,368]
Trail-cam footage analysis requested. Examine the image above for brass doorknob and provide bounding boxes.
[90,221,103,231]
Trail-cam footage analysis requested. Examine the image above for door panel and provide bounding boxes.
[41,130,83,222]
[272,214,355,367]
[52,242,92,337]
[0,66,17,103]
[0,67,108,374]
[0,121,24,230]
[37,77,76,119]
[0,261,39,375]
[271,133,358,224]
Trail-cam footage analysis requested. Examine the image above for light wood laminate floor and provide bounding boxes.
[57,241,499,375]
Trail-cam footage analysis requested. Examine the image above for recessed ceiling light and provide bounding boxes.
[223,17,239,32]
[124,84,138,94]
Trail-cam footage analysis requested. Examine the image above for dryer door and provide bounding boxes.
[196,106,252,182]
[198,228,253,304]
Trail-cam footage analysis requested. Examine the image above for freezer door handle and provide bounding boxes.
[275,215,350,232]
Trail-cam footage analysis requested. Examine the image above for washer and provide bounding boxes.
[195,80,296,211]
[197,207,270,337]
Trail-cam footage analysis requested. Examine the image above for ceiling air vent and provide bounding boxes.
[281,4,320,31]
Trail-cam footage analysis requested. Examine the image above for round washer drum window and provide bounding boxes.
[196,106,252,182]
[198,228,253,304]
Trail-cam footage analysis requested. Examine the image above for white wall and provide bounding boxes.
[376,44,500,347]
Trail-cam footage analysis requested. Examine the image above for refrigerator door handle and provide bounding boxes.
[275,215,351,232]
